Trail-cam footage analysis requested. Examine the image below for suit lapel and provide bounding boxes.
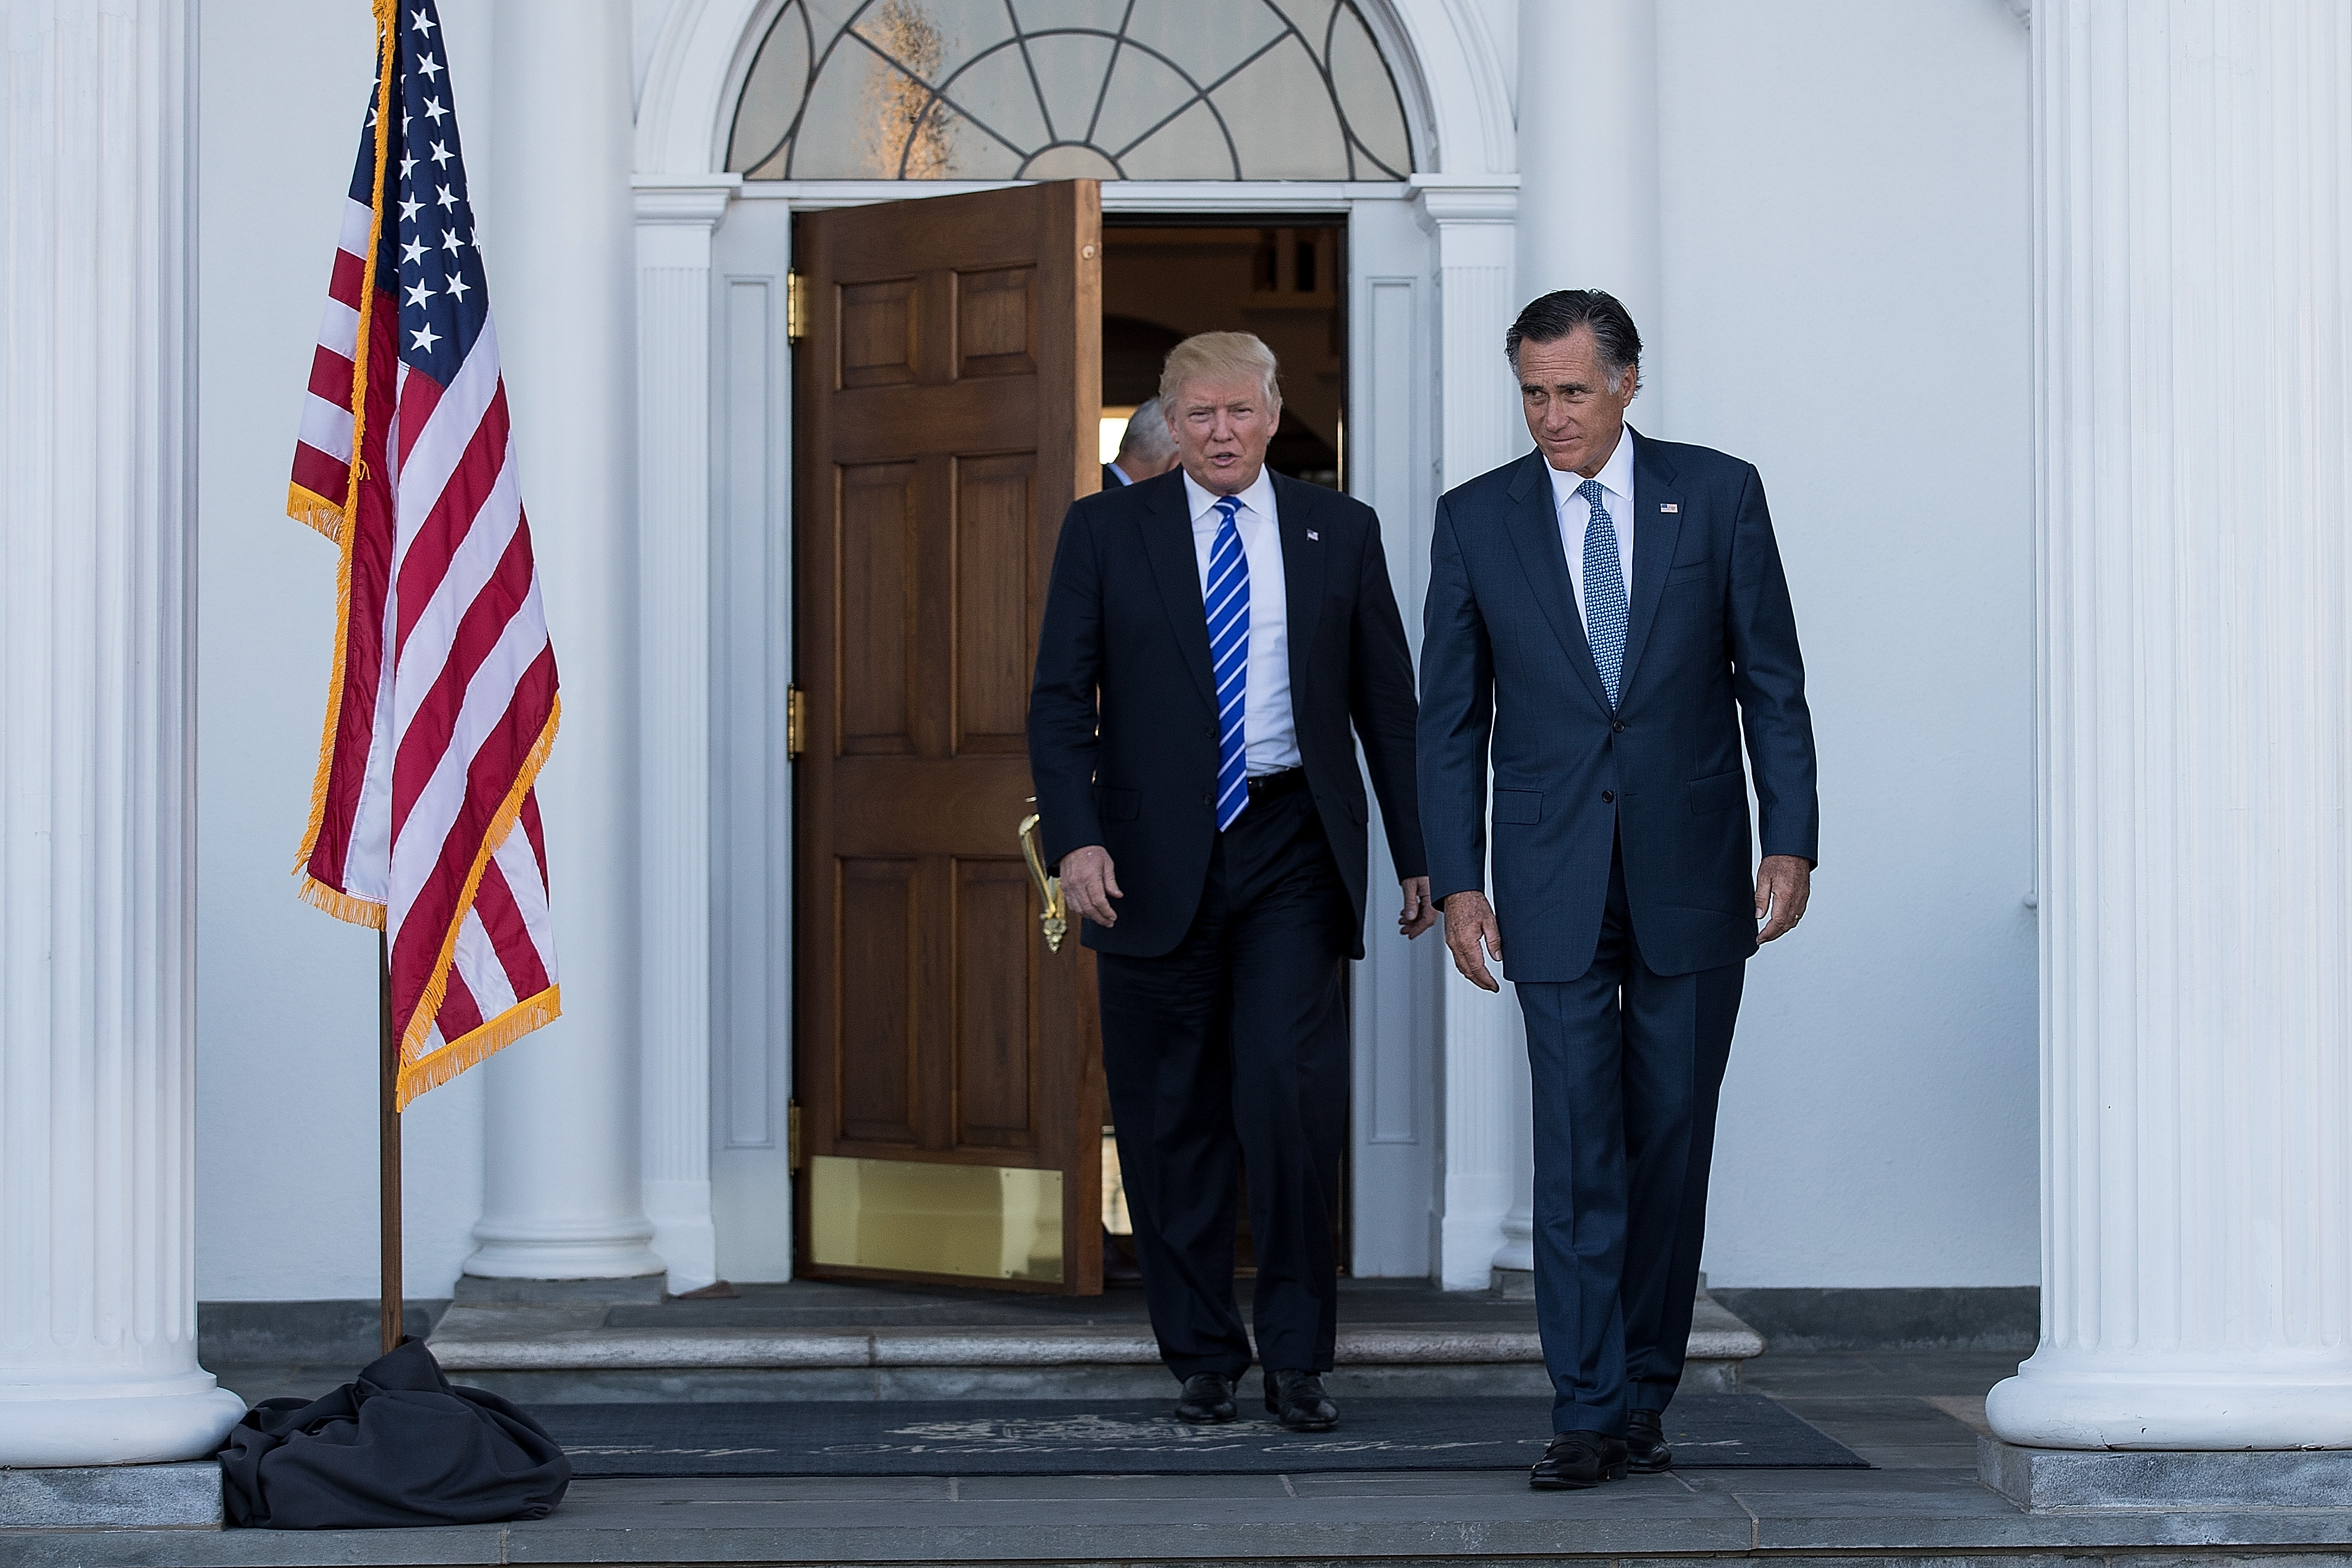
[1135,472,1217,713]
[1503,451,1612,713]
[1616,428,1684,701]
[1272,473,1326,708]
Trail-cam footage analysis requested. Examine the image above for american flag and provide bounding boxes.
[290,0,560,1107]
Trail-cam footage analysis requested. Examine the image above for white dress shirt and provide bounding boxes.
[1546,426,1637,637]
[1181,466,1300,775]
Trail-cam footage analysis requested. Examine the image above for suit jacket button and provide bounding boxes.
[1203,788,1214,806]
[1206,722,1217,739]
[1601,790,1616,803]
[1612,721,1626,733]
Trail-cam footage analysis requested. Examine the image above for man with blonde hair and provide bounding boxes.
[1030,331,1432,1432]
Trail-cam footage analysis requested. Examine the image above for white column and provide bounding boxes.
[1514,0,1661,329]
[635,175,737,1296]
[1988,0,2352,1450]
[1497,0,1664,1284]
[465,0,663,1282]
[1411,178,1526,1288]
[0,0,245,1466]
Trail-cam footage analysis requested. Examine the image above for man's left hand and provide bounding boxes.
[1756,855,1813,943]
[1398,876,1436,939]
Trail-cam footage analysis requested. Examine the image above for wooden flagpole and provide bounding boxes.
[379,930,404,1355]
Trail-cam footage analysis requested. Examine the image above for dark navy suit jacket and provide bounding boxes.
[1029,467,1427,960]
[1417,430,1818,981]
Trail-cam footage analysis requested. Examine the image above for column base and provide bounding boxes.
[0,1461,222,1527]
[465,1216,666,1281]
[0,1376,246,1468]
[1989,1351,2352,1449]
[1983,1433,2352,1512]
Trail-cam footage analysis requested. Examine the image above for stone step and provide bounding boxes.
[426,1292,1765,1404]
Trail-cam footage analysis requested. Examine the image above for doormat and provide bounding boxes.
[541,1394,1868,1478]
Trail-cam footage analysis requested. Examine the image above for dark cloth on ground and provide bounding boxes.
[218,1337,570,1529]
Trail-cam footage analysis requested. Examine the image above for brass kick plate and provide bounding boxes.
[808,1156,1064,1284]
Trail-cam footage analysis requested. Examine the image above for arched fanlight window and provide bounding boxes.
[727,0,1413,182]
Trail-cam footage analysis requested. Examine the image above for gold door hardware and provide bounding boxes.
[785,684,807,761]
[786,270,809,343]
[1018,798,1068,952]
[788,1101,805,1172]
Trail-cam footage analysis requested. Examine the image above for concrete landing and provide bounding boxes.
[25,1352,2352,1564]
[417,1277,1765,1404]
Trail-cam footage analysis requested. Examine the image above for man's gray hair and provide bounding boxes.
[1117,397,1177,464]
[1506,289,1643,396]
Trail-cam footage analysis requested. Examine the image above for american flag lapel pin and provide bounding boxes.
[1660,503,1679,513]
[1307,529,1319,541]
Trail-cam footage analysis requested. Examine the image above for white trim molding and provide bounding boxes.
[635,174,739,1294]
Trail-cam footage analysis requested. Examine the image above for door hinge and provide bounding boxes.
[788,1101,805,1172]
[786,270,809,344]
[785,683,807,761]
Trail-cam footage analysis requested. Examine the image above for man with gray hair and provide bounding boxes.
[1030,331,1432,1433]
[1418,289,1818,1489]
[1103,395,1179,490]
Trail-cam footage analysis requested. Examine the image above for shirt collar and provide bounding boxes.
[1183,464,1280,528]
[1545,425,1636,515]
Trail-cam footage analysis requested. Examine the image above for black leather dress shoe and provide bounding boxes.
[1174,1372,1237,1424]
[1263,1369,1339,1431]
[1529,1430,1629,1490]
[1626,1408,1672,1473]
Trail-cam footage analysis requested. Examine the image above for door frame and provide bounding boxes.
[702,179,1453,1284]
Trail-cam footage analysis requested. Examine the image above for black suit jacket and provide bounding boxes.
[1419,431,1818,979]
[1029,468,1427,959]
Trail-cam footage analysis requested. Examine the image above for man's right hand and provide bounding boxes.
[1442,890,1504,991]
[1059,845,1123,927]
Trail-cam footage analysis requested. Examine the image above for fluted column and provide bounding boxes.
[1988,0,2352,1449]
[0,0,245,1466]
[1412,178,1525,1288]
[635,175,736,1295]
[466,0,663,1282]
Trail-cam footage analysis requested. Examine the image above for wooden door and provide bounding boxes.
[793,182,1104,1294]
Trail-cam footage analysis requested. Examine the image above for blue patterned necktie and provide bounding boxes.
[1578,479,1627,708]
[1206,496,1251,829]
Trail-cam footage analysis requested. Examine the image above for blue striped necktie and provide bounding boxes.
[1206,496,1251,829]
[1578,479,1628,708]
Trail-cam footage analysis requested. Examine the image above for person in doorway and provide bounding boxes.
[1417,291,1817,1489]
[1029,332,1435,1432]
[1102,395,1180,490]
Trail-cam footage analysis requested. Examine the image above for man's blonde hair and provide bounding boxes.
[1158,331,1282,413]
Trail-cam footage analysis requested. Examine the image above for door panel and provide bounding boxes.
[796,180,1103,1293]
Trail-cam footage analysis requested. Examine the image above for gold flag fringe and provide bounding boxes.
[287,483,345,543]
[298,876,386,930]
[291,0,397,896]
[396,984,561,1110]
[396,697,562,1073]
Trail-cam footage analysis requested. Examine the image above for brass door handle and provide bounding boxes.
[1019,800,1068,952]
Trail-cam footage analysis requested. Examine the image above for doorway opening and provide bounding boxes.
[1100,223,1348,489]
[1094,218,1353,1282]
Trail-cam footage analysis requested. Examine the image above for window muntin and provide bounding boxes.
[727,0,1413,182]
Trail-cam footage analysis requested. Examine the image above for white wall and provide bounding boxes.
[1650,0,2040,1286]
[188,0,2035,1299]
[195,0,495,1301]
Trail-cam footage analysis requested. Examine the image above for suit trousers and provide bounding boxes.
[1515,837,1744,1434]
[1095,785,1353,1382]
